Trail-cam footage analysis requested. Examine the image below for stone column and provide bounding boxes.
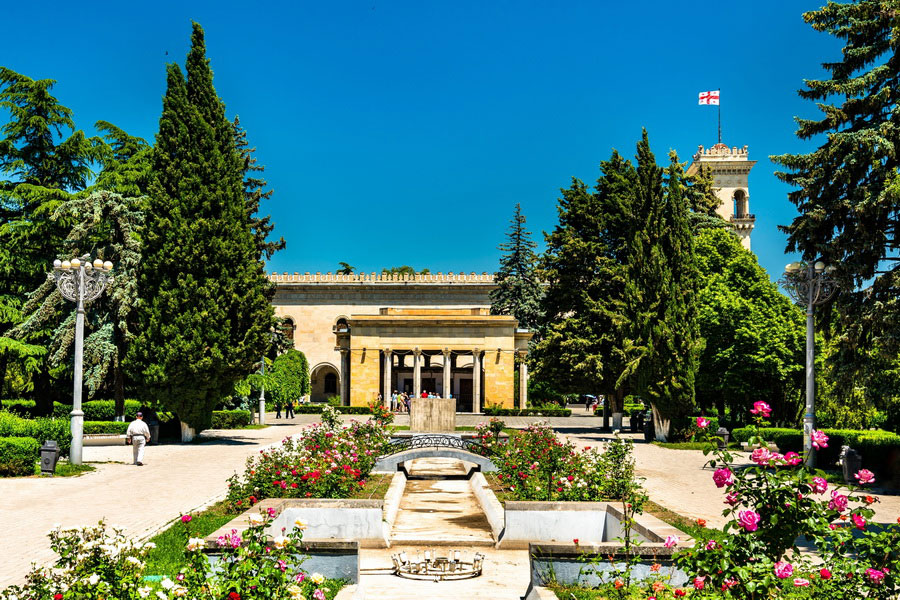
[413,348,422,398]
[383,349,392,405]
[340,349,350,407]
[472,349,482,413]
[518,353,528,410]
[442,349,452,399]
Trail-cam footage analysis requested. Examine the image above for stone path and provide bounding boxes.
[390,458,493,546]
[0,420,313,589]
[340,457,527,600]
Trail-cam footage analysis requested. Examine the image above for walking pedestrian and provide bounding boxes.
[126,412,151,466]
[275,400,282,419]
[285,399,295,419]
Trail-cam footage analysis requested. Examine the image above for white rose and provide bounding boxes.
[160,577,175,590]
[294,519,308,530]
[311,572,325,585]
[272,535,289,548]
[247,513,264,526]
[173,586,187,597]
[156,592,167,600]
[126,556,142,566]
[138,587,151,598]
[88,574,100,586]
[143,542,156,550]
[186,537,205,551]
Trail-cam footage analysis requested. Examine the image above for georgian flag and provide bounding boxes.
[698,90,720,105]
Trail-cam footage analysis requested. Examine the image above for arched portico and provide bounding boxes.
[310,362,340,403]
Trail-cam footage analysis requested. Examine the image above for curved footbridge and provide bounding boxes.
[373,433,498,473]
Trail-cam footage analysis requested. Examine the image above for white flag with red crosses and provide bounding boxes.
[698,90,720,105]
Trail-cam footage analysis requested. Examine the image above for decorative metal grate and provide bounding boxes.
[383,434,491,456]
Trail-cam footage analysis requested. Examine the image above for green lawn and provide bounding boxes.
[143,500,240,578]
[26,460,96,477]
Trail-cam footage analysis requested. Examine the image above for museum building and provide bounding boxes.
[270,272,531,412]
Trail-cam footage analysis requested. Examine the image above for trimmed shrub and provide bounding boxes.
[211,410,252,429]
[0,410,72,457]
[53,400,142,421]
[290,404,372,415]
[0,399,37,417]
[483,406,572,417]
[0,437,41,476]
[83,421,129,435]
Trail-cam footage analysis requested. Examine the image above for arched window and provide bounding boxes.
[733,189,748,217]
[281,318,295,343]
[324,373,338,394]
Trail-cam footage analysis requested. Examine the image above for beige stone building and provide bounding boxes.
[687,142,757,249]
[270,272,531,412]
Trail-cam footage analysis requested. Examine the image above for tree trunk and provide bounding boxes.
[114,362,125,421]
[651,403,671,442]
[180,422,196,443]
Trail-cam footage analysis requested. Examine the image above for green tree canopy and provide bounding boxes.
[382,265,430,276]
[694,228,806,424]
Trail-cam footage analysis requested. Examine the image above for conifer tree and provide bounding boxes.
[490,203,543,331]
[772,0,900,370]
[0,67,98,404]
[129,23,275,438]
[233,116,284,261]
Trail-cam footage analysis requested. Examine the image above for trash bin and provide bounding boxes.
[643,416,655,442]
[40,440,60,475]
[612,412,624,431]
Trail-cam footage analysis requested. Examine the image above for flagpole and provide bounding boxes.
[718,89,722,144]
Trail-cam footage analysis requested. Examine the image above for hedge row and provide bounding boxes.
[84,421,129,435]
[732,427,900,480]
[0,399,142,421]
[0,437,41,476]
[484,407,572,417]
[289,404,373,415]
[0,411,71,456]
[211,410,252,429]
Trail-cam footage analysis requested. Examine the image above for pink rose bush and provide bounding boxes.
[0,515,341,600]
[475,421,635,501]
[674,401,900,598]
[227,417,391,506]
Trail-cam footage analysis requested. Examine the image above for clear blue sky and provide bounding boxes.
[3,1,839,280]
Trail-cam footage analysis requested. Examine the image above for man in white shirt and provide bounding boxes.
[126,412,151,466]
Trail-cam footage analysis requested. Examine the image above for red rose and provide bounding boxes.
[573,538,579,545]
[228,593,241,600]
[54,594,63,600]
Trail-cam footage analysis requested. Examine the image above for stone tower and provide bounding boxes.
[686,143,757,250]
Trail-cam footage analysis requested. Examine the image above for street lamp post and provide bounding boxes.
[779,260,838,467]
[51,255,114,465]
[257,330,278,425]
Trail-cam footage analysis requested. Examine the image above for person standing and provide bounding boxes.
[126,412,151,466]
[285,399,295,419]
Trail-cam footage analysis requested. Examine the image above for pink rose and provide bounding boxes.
[828,491,848,512]
[774,561,794,579]
[855,469,875,485]
[784,451,802,466]
[811,429,829,450]
[867,568,886,584]
[713,467,735,488]
[696,417,710,429]
[267,507,277,518]
[693,576,706,590]
[852,513,867,530]
[820,568,832,579]
[811,477,828,494]
[664,535,679,548]
[738,510,761,532]
[750,401,771,417]
[181,515,192,523]
[793,578,810,587]
[705,540,718,550]
[724,492,740,506]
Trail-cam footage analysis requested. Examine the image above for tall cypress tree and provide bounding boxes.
[129,23,275,438]
[772,0,900,370]
[490,203,543,331]
[233,116,284,261]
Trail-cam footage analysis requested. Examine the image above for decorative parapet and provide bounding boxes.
[268,271,496,284]
[692,143,750,161]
